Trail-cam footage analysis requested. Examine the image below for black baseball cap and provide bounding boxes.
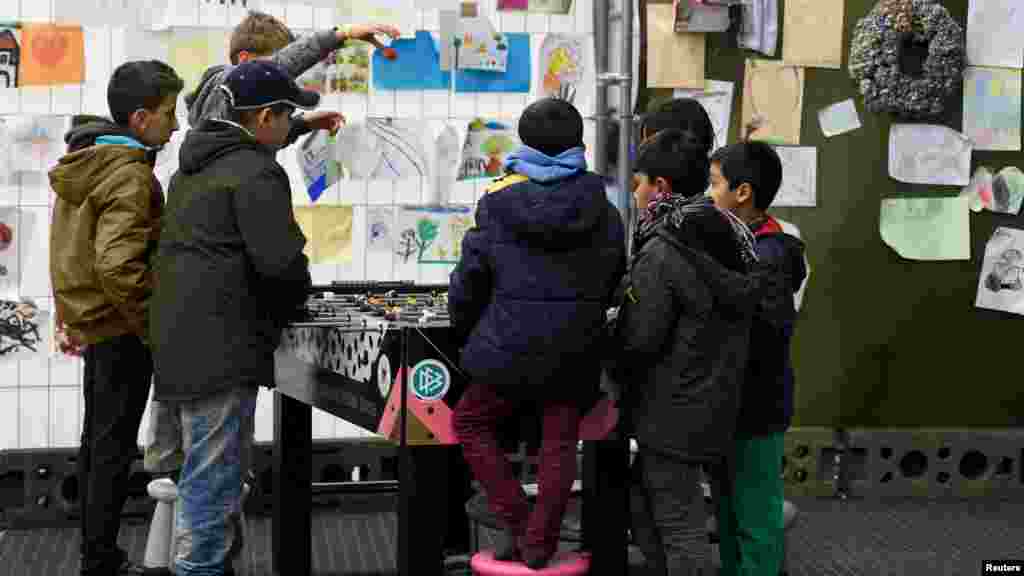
[219,60,320,111]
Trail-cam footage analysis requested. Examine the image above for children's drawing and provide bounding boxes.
[879,196,970,261]
[293,206,354,265]
[373,31,449,91]
[977,227,1024,316]
[20,24,84,87]
[742,59,804,145]
[455,33,531,93]
[368,206,396,253]
[674,80,735,152]
[888,124,972,187]
[540,34,585,102]
[456,17,508,72]
[963,67,1021,152]
[992,167,1024,215]
[0,208,17,301]
[674,0,731,33]
[497,0,573,14]
[0,27,21,88]
[0,299,45,361]
[967,0,1023,69]
[297,44,371,94]
[8,115,66,174]
[335,118,431,180]
[297,130,342,203]
[962,166,994,213]
[396,206,474,264]
[458,119,519,181]
[773,146,817,207]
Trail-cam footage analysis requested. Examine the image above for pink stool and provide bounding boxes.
[470,550,591,576]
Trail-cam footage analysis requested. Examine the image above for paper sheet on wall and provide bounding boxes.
[772,147,817,207]
[293,206,354,265]
[818,99,861,138]
[739,0,778,57]
[879,197,970,261]
[0,208,19,301]
[433,125,461,204]
[367,206,396,253]
[497,0,573,14]
[674,0,730,33]
[457,119,520,181]
[976,227,1024,315]
[456,17,508,72]
[168,29,227,98]
[0,299,47,362]
[647,3,704,89]
[782,0,844,69]
[296,44,372,94]
[395,206,474,264]
[962,166,1024,215]
[8,116,66,174]
[775,218,810,312]
[963,67,1021,152]
[674,80,735,152]
[741,59,804,145]
[889,124,972,187]
[539,34,586,103]
[967,0,1024,69]
[334,118,431,181]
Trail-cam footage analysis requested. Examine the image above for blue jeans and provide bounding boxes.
[167,386,257,576]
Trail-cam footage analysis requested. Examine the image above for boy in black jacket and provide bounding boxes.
[150,61,317,576]
[709,141,807,576]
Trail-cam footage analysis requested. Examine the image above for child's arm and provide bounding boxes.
[752,237,801,328]
[448,201,493,350]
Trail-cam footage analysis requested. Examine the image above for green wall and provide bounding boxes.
[647,0,1023,427]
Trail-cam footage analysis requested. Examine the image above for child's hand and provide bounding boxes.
[339,23,402,49]
[303,111,345,135]
[56,323,84,356]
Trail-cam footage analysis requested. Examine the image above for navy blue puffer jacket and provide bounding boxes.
[448,172,627,401]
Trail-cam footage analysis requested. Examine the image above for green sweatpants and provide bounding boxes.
[716,433,784,576]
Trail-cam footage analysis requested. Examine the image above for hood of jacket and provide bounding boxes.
[178,119,273,175]
[185,64,229,127]
[49,116,153,207]
[485,172,610,247]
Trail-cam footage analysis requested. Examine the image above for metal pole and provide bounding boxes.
[617,0,635,253]
[593,0,610,178]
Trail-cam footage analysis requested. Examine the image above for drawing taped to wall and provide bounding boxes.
[396,206,473,264]
[0,208,18,301]
[0,299,45,360]
[335,118,431,181]
[368,206,396,253]
[962,165,1024,215]
[539,34,585,102]
[297,44,371,94]
[497,0,573,14]
[457,119,519,181]
[7,115,66,174]
[977,227,1024,316]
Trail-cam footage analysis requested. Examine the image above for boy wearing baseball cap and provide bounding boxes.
[149,61,317,576]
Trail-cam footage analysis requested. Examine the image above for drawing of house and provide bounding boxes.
[0,29,20,89]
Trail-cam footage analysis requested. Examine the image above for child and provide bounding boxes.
[187,10,399,135]
[609,128,760,576]
[49,60,183,576]
[149,60,317,576]
[709,141,807,576]
[449,98,626,569]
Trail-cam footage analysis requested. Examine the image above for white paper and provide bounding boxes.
[433,125,460,204]
[335,119,432,181]
[967,0,1024,69]
[8,116,68,175]
[772,146,817,207]
[367,206,396,253]
[889,124,972,187]
[818,99,861,138]
[774,218,810,312]
[674,80,735,152]
[415,0,459,8]
[977,227,1024,315]
[0,207,19,301]
[739,0,779,57]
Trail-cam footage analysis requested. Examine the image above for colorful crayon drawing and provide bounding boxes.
[457,119,520,181]
[455,18,508,72]
[497,0,573,14]
[963,67,1021,152]
[0,23,85,87]
[539,34,584,102]
[297,44,371,94]
[396,206,474,264]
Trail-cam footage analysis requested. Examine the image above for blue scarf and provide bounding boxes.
[503,145,587,183]
[95,135,149,150]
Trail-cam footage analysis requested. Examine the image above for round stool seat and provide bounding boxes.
[471,550,590,576]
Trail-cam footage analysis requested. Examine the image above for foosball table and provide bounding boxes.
[272,281,629,576]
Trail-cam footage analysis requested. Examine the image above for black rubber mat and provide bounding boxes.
[2,497,1024,575]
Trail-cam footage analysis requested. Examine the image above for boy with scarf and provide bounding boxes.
[449,98,626,569]
[49,60,183,576]
[609,127,763,576]
[709,141,807,576]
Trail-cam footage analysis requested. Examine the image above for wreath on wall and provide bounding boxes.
[849,0,965,120]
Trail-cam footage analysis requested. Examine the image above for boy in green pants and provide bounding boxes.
[709,141,807,576]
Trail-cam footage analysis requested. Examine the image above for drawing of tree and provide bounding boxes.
[396,229,418,262]
[416,218,440,261]
[481,134,517,176]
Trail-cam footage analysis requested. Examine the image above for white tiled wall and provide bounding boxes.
[0,0,632,450]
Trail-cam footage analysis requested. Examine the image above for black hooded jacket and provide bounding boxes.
[150,120,310,402]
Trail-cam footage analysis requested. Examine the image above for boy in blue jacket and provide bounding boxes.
[709,141,807,576]
[449,98,627,569]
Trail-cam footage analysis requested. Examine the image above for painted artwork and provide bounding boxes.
[456,18,508,72]
[497,0,573,14]
[0,208,17,301]
[963,67,1021,151]
[368,206,396,253]
[297,130,342,203]
[0,24,84,88]
[539,34,585,102]
[962,166,1024,215]
[458,119,519,181]
[0,299,46,361]
[335,118,431,181]
[8,115,66,174]
[396,206,474,264]
[977,227,1024,316]
[297,44,371,94]
[455,33,531,93]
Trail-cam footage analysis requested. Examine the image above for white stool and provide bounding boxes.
[144,477,253,576]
